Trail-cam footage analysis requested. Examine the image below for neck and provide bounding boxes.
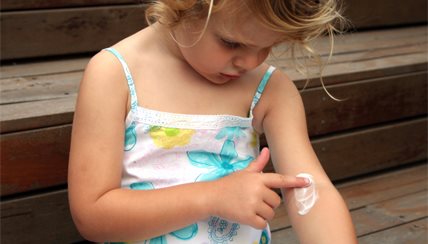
[150,23,185,62]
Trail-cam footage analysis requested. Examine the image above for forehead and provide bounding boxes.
[210,4,284,47]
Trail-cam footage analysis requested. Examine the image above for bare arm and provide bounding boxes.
[256,70,357,243]
[68,52,308,242]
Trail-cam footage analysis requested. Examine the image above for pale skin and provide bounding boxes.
[68,5,357,243]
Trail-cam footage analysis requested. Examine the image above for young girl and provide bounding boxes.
[68,0,357,243]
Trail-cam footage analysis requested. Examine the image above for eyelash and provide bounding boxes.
[221,38,241,49]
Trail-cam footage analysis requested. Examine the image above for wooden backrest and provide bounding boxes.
[1,0,147,60]
[1,0,427,60]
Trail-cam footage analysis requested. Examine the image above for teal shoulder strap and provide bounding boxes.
[250,66,276,115]
[104,47,139,114]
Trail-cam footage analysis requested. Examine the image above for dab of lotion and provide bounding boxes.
[294,173,319,215]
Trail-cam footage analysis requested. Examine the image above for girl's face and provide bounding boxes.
[174,8,283,85]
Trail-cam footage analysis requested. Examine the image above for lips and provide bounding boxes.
[220,73,241,79]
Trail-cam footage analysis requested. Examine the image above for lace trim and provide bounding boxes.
[127,106,253,129]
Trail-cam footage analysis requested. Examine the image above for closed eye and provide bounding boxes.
[221,38,241,49]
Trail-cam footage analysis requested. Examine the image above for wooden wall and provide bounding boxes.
[1,0,427,60]
[0,0,147,60]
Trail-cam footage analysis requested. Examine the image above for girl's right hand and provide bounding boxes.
[208,148,309,229]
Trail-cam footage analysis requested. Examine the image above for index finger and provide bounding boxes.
[262,173,309,189]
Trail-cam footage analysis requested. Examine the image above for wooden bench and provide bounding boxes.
[1,0,427,243]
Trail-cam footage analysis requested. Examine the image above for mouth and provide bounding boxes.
[220,73,241,79]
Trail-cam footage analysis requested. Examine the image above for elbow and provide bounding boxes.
[69,201,108,242]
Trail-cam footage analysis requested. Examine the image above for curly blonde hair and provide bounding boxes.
[146,0,347,100]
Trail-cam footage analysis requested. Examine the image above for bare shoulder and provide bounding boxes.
[252,66,305,133]
[78,49,130,112]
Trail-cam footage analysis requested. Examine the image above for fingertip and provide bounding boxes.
[297,177,312,187]
[260,147,269,156]
[254,216,268,230]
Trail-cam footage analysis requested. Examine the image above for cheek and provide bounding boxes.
[258,49,271,63]
[188,45,231,70]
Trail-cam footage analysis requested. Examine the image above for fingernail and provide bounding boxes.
[299,177,311,186]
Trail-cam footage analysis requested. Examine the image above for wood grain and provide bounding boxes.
[1,5,148,60]
[1,190,82,243]
[270,165,428,243]
[269,164,428,231]
[313,118,427,181]
[1,0,141,11]
[1,118,425,196]
[0,125,71,196]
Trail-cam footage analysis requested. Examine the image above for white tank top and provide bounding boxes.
[105,47,276,244]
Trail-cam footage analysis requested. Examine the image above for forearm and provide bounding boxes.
[71,181,213,242]
[283,184,357,243]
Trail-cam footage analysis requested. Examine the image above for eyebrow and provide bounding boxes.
[219,33,278,49]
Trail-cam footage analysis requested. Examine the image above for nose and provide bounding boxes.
[232,49,269,71]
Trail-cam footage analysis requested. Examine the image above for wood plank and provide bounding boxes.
[289,52,427,89]
[303,71,428,136]
[270,171,428,243]
[270,25,427,62]
[0,96,76,133]
[0,72,81,105]
[344,0,427,29]
[1,190,83,243]
[1,0,140,11]
[0,125,71,196]
[1,163,425,243]
[0,57,89,79]
[1,116,425,197]
[1,46,426,133]
[353,190,427,236]
[272,193,428,244]
[1,5,148,60]
[358,218,427,244]
[1,26,424,78]
[313,118,427,181]
[269,164,428,231]
[2,69,425,135]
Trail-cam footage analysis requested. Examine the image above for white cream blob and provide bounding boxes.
[294,173,319,215]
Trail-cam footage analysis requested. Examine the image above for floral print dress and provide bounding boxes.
[105,48,276,244]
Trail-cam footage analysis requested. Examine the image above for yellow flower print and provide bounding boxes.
[251,131,259,148]
[149,126,195,149]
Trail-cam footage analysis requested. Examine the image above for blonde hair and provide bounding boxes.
[146,0,347,100]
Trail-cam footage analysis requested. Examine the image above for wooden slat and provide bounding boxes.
[1,115,425,196]
[271,25,427,64]
[313,118,427,181]
[1,26,424,78]
[353,191,427,236]
[1,5,147,60]
[1,27,426,134]
[271,192,428,243]
[344,0,427,29]
[1,72,81,105]
[270,165,428,243]
[0,96,76,134]
[290,52,427,89]
[269,164,428,231]
[303,71,428,136]
[358,218,428,244]
[1,162,425,243]
[0,57,89,79]
[1,190,83,243]
[0,125,71,196]
[1,0,140,11]
[2,70,426,135]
